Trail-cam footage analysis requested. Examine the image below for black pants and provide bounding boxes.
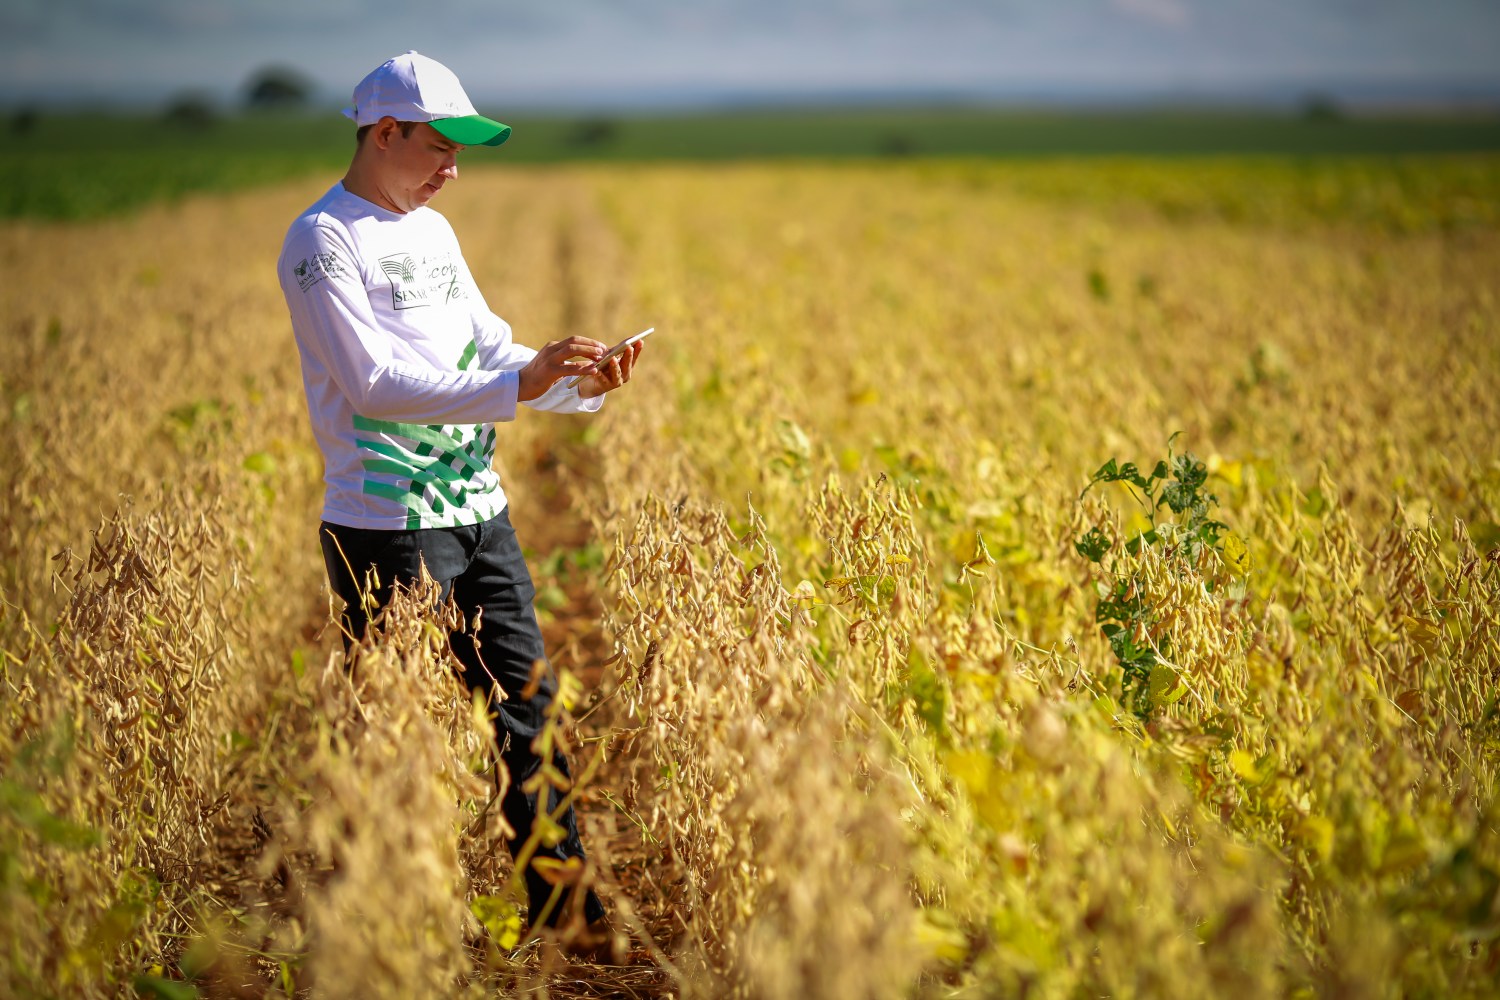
[319,507,605,928]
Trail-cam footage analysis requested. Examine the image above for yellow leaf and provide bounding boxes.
[965,499,1011,524]
[1228,749,1261,783]
[472,690,493,733]
[1401,615,1443,651]
[914,909,970,964]
[1294,816,1335,861]
[944,751,993,798]
[774,419,811,458]
[1149,664,1178,704]
[1222,532,1251,576]
[470,895,523,950]
[1212,457,1244,488]
[1393,688,1423,721]
[1380,829,1429,875]
[557,669,583,711]
[533,814,568,848]
[945,528,974,561]
[945,750,1009,828]
[1402,498,1433,530]
[955,670,997,699]
[532,856,585,886]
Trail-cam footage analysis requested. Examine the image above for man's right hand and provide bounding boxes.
[517,337,606,402]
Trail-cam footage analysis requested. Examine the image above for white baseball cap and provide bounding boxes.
[343,51,511,147]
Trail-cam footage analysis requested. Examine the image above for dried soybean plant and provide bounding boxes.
[247,578,494,1000]
[573,161,1500,997]
[1,485,268,996]
[4,157,1500,998]
[595,493,925,999]
[1,175,637,997]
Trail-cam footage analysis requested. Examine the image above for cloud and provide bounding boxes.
[4,0,1500,107]
[1110,0,1191,29]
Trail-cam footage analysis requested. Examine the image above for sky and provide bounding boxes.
[3,0,1499,110]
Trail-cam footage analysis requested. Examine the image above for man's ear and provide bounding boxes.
[371,116,402,150]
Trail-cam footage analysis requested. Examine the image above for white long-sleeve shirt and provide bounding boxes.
[278,182,600,530]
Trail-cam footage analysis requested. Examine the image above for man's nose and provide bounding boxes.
[440,160,459,180]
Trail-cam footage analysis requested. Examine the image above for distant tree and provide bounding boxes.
[1300,93,1344,124]
[567,117,619,147]
[878,132,917,157]
[244,66,313,111]
[163,92,219,130]
[11,106,39,136]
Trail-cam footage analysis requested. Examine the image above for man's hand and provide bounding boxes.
[576,339,644,399]
[517,337,606,402]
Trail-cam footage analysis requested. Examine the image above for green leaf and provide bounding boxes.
[0,780,101,850]
[1087,267,1110,301]
[178,936,219,980]
[906,650,950,739]
[241,451,276,476]
[133,975,199,1000]
[567,541,605,571]
[1471,521,1500,553]
[534,584,568,612]
[88,900,147,956]
[1125,528,1160,555]
[1160,481,1194,513]
[1074,525,1113,562]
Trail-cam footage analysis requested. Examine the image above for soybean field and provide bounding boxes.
[2,153,1498,997]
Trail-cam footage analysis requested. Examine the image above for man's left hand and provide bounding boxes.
[577,339,644,399]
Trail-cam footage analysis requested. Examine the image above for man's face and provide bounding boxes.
[373,120,465,213]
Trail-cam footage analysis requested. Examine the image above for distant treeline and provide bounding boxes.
[3,106,1499,221]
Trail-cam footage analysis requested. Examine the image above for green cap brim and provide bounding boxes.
[430,115,511,147]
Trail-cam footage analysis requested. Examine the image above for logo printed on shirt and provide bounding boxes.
[378,250,467,310]
[293,251,344,292]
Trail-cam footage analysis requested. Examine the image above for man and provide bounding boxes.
[277,51,640,942]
